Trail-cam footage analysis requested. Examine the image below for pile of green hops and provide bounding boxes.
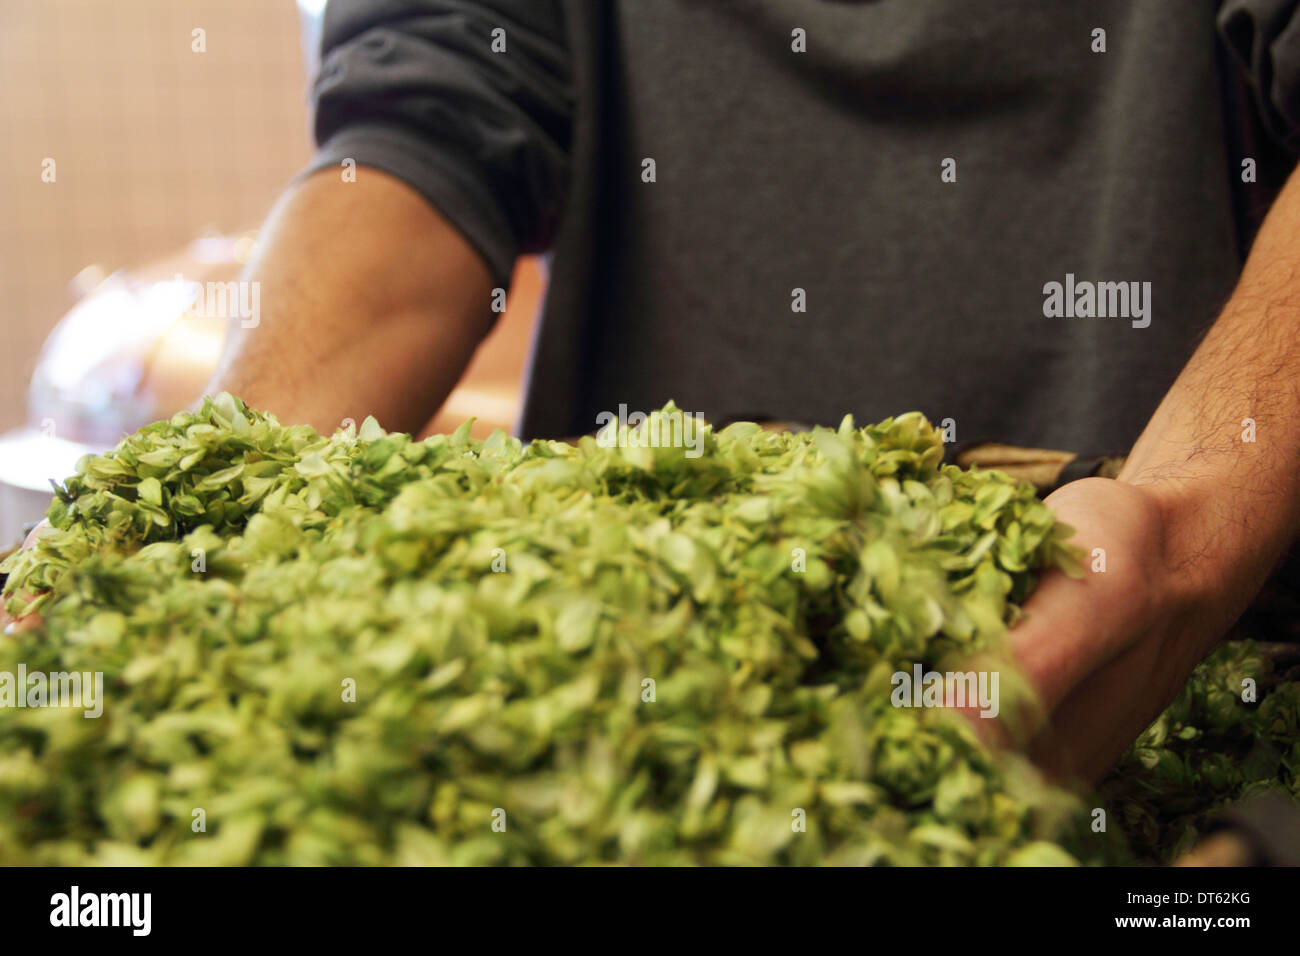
[0,394,1288,865]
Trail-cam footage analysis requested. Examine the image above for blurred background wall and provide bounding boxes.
[0,0,539,545]
[0,0,313,433]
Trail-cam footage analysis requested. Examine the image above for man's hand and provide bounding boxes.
[1001,477,1213,784]
[998,152,1300,784]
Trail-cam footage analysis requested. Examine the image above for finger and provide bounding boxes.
[1027,643,1165,785]
[1005,569,1134,717]
[939,650,1040,752]
[1008,479,1161,711]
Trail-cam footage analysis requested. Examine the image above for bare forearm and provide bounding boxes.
[1002,172,1300,780]
[206,167,497,435]
[1120,165,1300,628]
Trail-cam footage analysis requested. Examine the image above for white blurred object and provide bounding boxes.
[28,273,211,444]
[0,234,252,547]
[0,429,90,552]
[297,0,326,81]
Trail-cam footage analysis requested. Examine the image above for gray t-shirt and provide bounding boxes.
[307,0,1300,460]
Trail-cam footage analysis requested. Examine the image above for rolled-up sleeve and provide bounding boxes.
[1219,0,1300,151]
[304,0,574,285]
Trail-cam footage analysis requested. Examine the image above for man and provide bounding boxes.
[204,1,1300,780]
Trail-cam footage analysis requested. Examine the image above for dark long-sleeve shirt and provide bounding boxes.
[305,0,1300,457]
